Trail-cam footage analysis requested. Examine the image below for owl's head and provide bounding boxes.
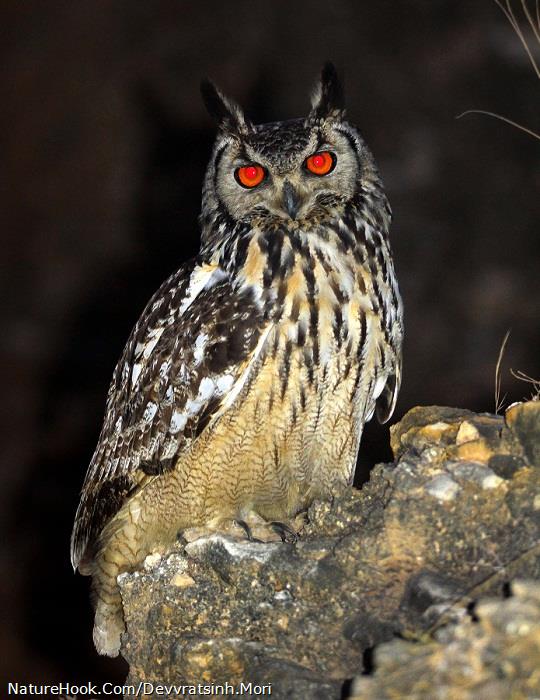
[200,63,384,237]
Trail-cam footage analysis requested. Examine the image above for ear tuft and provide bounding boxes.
[200,79,253,136]
[309,62,345,122]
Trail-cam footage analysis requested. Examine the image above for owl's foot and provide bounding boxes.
[234,512,286,543]
[181,518,269,543]
[236,511,307,543]
[269,521,299,543]
[272,511,308,542]
[181,511,307,545]
[233,519,264,542]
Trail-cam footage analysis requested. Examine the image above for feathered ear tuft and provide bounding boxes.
[200,79,254,136]
[308,62,345,122]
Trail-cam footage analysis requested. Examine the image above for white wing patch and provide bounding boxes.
[179,264,226,314]
[166,370,237,437]
[124,261,271,448]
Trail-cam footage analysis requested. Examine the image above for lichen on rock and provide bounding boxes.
[118,401,540,699]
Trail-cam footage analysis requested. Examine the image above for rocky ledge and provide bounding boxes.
[118,401,539,699]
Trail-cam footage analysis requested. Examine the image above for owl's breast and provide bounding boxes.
[256,228,376,360]
[229,226,388,487]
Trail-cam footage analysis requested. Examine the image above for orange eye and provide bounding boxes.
[235,164,266,188]
[305,151,336,176]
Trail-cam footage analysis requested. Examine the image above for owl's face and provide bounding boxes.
[201,64,381,232]
[213,118,360,224]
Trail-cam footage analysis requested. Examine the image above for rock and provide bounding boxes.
[119,402,540,699]
[348,580,540,700]
[505,400,540,467]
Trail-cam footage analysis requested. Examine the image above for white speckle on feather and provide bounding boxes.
[216,374,234,394]
[143,402,158,422]
[170,410,188,434]
[198,376,215,401]
[142,327,165,360]
[164,384,174,402]
[159,360,172,379]
[114,416,123,433]
[362,222,375,241]
[179,266,226,315]
[131,362,142,387]
[161,439,179,458]
[194,333,208,364]
[185,397,204,414]
[151,297,164,312]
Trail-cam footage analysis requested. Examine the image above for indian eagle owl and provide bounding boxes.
[71,63,403,657]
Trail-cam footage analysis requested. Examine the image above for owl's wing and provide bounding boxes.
[375,363,401,424]
[70,260,270,571]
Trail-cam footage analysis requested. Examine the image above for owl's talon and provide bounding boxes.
[270,521,299,543]
[234,519,264,543]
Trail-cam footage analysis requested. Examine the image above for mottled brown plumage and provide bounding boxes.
[71,63,403,656]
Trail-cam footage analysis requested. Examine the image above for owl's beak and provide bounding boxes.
[282,180,301,220]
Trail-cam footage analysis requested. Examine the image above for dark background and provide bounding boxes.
[1,0,538,687]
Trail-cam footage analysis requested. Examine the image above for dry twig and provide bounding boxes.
[457,0,540,139]
[510,368,540,399]
[495,329,511,414]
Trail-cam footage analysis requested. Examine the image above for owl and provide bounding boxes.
[71,63,403,657]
